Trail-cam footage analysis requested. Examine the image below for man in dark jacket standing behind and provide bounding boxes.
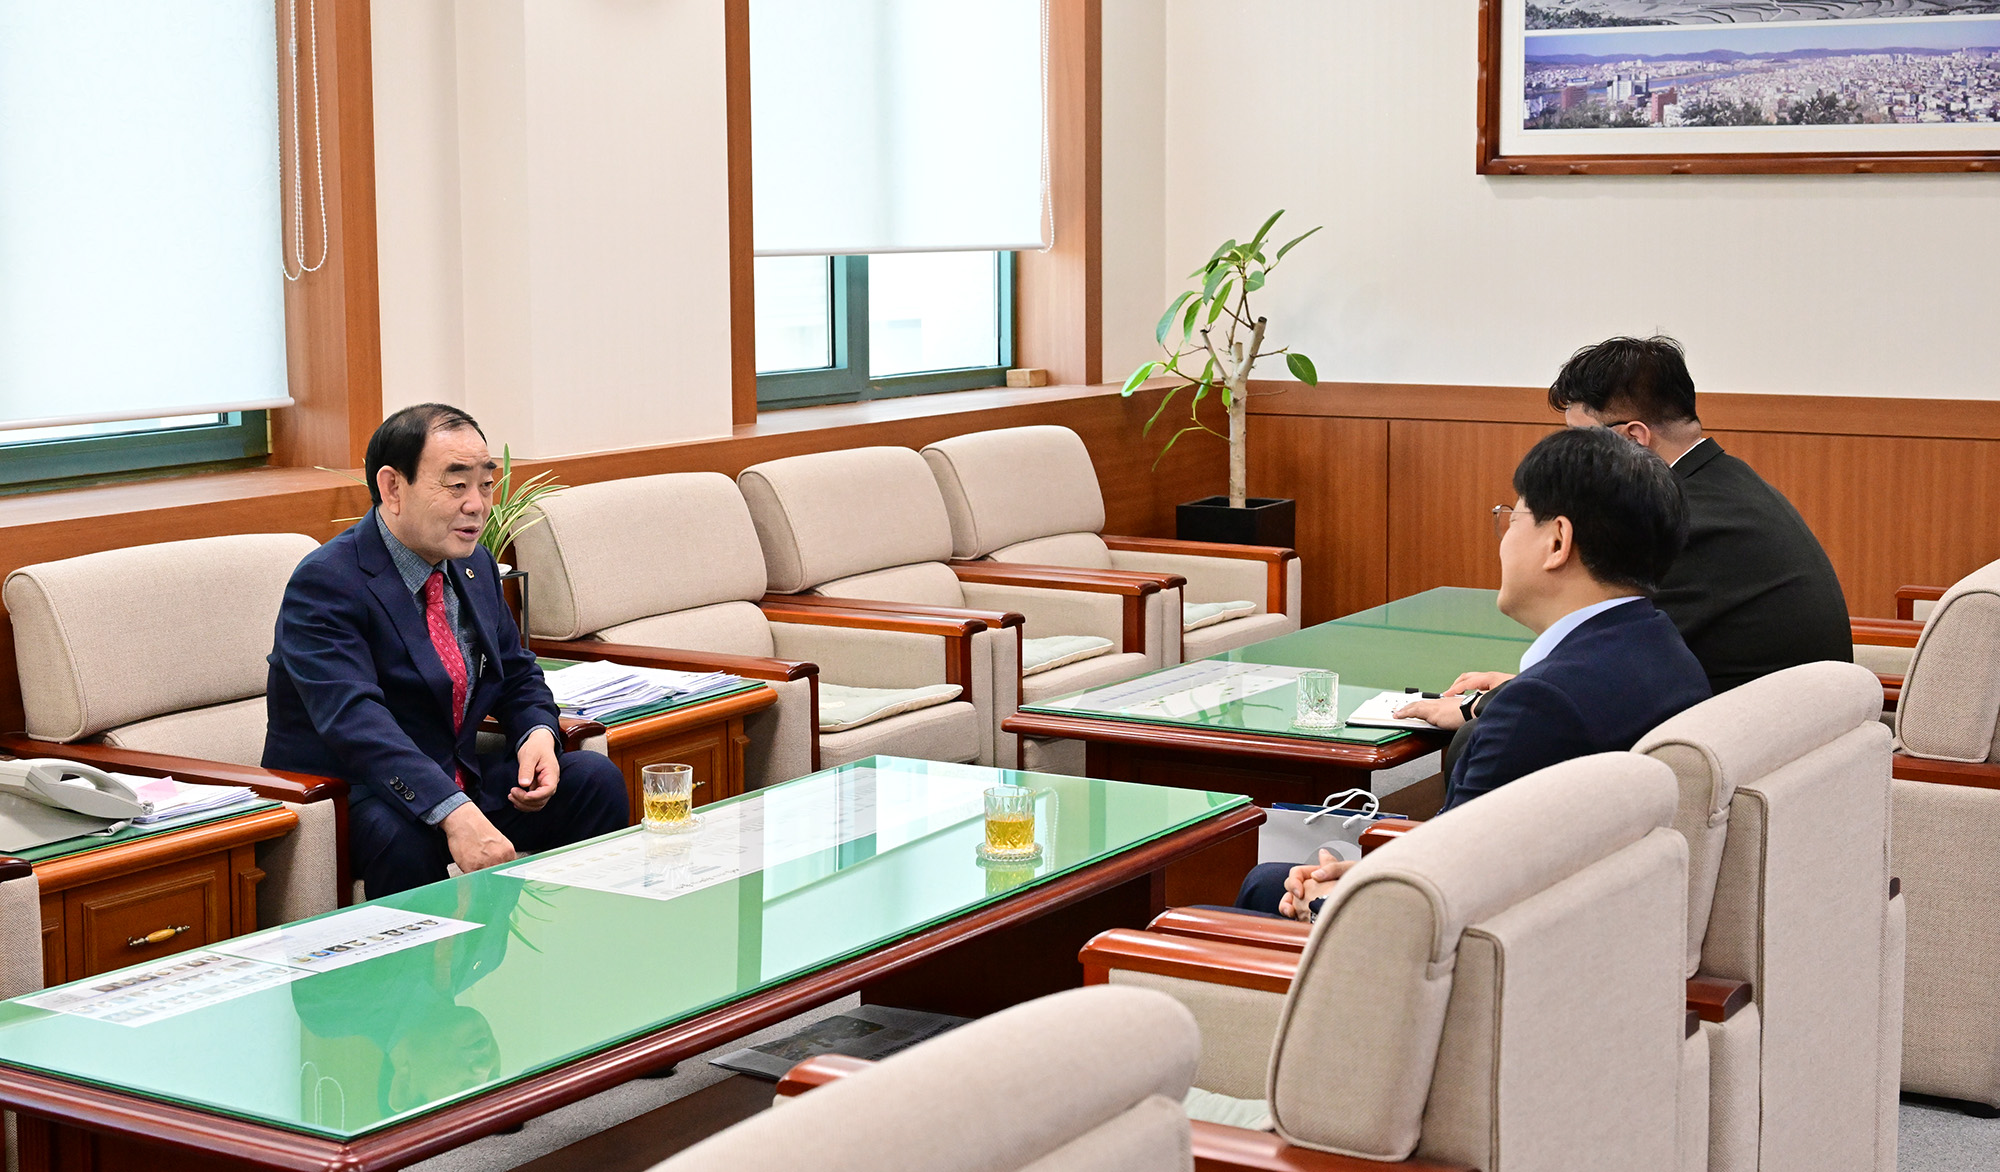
[1549,335,1851,693]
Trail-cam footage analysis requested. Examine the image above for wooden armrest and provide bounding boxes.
[1079,928,1298,993]
[1879,672,1904,714]
[1897,584,1946,621]
[1192,1122,1470,1172]
[949,560,1181,595]
[1359,818,1422,855]
[759,599,989,638]
[1893,754,2000,791]
[532,638,818,683]
[0,856,33,881]
[775,1054,876,1098]
[1851,617,1922,648]
[1686,976,1752,1023]
[769,593,1026,630]
[1149,907,1312,952]
[556,714,607,751]
[0,734,345,806]
[1102,535,1298,563]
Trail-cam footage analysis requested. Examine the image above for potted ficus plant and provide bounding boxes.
[1121,209,1319,546]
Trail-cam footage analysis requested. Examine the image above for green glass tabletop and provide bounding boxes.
[1330,587,1533,642]
[0,757,1245,1141]
[1022,588,1532,745]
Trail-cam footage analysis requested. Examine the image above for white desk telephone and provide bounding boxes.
[0,759,151,820]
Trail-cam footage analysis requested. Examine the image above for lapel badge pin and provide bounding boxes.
[465,567,475,579]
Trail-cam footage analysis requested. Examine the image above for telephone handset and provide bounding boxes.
[0,759,151,820]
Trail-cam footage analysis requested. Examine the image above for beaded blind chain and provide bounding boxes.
[281,0,328,281]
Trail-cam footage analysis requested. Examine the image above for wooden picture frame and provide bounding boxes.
[1477,0,2000,175]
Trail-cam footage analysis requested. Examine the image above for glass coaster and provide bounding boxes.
[976,843,1043,866]
[643,814,701,835]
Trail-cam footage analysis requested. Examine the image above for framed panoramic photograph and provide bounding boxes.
[1477,0,2000,173]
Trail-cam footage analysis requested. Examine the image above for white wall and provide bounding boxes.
[1101,1,2000,400]
[373,0,735,458]
[1100,0,1168,386]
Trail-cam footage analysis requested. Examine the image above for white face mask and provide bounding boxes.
[1302,788,1381,862]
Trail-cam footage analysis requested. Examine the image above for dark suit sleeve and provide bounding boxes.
[1445,676,1596,810]
[273,559,464,824]
[475,552,561,750]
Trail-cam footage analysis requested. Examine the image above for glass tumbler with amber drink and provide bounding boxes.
[979,784,1040,863]
[641,763,699,833]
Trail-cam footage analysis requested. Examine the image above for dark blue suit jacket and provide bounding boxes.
[1444,598,1710,811]
[263,509,559,824]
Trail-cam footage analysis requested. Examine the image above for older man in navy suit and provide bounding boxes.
[265,404,626,898]
[1242,427,1711,920]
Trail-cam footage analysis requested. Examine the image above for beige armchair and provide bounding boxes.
[738,446,1181,773]
[514,471,999,781]
[923,425,1302,661]
[3,535,348,923]
[657,986,1199,1172]
[1634,660,1902,1171]
[1081,752,1691,1170]
[1877,558,2000,1114]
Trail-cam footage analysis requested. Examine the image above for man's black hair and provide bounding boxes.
[364,403,487,506]
[1547,335,1699,428]
[1512,427,1688,594]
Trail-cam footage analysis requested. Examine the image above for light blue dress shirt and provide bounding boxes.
[1517,595,1642,673]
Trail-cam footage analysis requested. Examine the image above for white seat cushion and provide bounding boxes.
[1182,612,1299,661]
[818,683,963,732]
[1022,651,1152,704]
[1184,600,1257,632]
[1022,635,1115,677]
[819,700,983,766]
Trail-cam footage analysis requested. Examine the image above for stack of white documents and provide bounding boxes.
[131,778,260,825]
[545,659,742,721]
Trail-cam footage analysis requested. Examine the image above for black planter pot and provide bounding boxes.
[1175,496,1296,548]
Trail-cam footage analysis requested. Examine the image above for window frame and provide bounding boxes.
[756,252,1016,410]
[0,413,270,493]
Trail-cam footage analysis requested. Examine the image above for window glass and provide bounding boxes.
[753,256,834,374]
[867,252,1000,378]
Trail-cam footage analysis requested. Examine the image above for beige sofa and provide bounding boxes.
[923,425,1302,661]
[515,471,997,780]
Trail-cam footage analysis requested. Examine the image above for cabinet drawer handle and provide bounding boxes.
[128,925,191,948]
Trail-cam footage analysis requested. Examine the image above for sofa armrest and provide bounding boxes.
[768,592,1026,632]
[1079,928,1298,993]
[1192,1122,1472,1172]
[775,1053,877,1098]
[532,638,818,684]
[1686,976,1752,1024]
[0,733,353,906]
[1893,754,2000,791]
[1104,535,1300,616]
[761,599,990,693]
[1359,818,1422,855]
[1897,584,1946,622]
[0,856,32,881]
[1852,617,1922,648]
[1149,907,1312,952]
[951,561,1177,656]
[556,715,607,752]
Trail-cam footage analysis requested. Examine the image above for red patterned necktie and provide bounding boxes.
[424,569,471,791]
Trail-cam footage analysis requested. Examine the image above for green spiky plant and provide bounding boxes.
[1120,210,1320,508]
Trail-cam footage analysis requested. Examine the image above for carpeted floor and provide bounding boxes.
[407,994,859,1172]
[1901,1096,2000,1171]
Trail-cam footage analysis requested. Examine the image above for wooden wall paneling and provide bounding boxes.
[1248,415,1389,623]
[724,0,757,427]
[271,0,383,470]
[1014,0,1101,387]
[1714,431,2000,618]
[1385,420,1555,600]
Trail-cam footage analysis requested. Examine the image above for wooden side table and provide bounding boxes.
[599,686,778,819]
[28,805,299,987]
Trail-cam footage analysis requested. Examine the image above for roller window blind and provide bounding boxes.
[750,0,1048,257]
[0,2,291,432]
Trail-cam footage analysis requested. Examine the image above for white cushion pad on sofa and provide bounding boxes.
[1184,600,1258,632]
[1021,635,1115,677]
[818,682,963,732]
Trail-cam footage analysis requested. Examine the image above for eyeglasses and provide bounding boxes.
[1491,504,1533,540]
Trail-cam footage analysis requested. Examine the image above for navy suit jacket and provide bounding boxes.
[1444,599,1710,811]
[263,509,559,824]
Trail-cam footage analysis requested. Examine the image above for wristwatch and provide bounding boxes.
[1459,690,1484,723]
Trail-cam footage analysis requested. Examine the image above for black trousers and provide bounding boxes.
[352,750,629,898]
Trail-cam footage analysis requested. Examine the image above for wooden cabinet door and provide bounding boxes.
[64,853,231,978]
